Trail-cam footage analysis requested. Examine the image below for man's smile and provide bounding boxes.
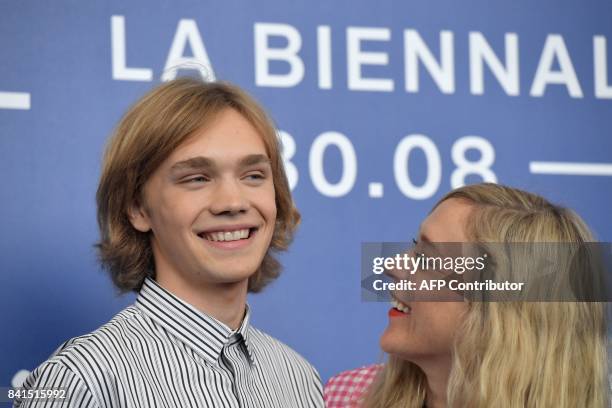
[196,224,261,250]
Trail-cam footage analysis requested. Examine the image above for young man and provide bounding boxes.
[16,78,324,407]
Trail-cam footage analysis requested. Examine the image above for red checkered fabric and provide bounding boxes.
[323,364,382,407]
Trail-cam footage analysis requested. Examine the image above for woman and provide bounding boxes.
[324,183,609,407]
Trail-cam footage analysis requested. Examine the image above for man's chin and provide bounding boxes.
[205,271,256,286]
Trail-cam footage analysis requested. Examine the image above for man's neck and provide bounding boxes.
[155,273,248,330]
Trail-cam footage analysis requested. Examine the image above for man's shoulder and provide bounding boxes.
[248,326,320,375]
[18,306,144,406]
[43,305,143,371]
[248,326,309,360]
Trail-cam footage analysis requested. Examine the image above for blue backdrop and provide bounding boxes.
[2,0,611,401]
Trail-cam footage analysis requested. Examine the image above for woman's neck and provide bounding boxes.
[418,355,452,408]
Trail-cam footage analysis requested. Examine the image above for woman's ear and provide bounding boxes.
[128,201,152,232]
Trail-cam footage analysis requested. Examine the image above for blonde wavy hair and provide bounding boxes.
[362,182,609,407]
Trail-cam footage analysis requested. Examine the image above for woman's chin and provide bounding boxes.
[380,329,410,358]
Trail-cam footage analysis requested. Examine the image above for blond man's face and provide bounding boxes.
[129,108,277,289]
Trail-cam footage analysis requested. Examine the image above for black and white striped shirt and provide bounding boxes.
[15,278,324,407]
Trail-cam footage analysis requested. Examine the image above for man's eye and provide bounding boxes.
[245,173,265,181]
[185,176,209,183]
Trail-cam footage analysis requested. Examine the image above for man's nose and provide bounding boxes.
[209,179,249,215]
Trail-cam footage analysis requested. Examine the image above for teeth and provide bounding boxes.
[203,229,250,242]
[391,298,411,314]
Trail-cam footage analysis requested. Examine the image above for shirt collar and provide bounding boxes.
[135,277,255,366]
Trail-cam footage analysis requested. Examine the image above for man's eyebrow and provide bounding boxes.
[169,154,271,173]
[238,154,271,168]
[169,157,215,172]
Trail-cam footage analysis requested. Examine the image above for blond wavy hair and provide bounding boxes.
[362,182,609,407]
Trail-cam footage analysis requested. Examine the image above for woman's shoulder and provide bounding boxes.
[324,364,383,408]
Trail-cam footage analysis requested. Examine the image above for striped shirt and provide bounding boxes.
[15,278,324,407]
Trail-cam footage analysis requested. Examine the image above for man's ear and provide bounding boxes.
[128,202,152,233]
